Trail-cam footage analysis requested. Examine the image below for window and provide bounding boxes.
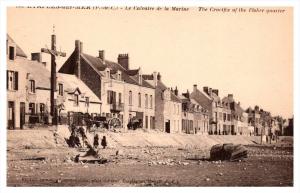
[106,70,110,78]
[74,94,79,106]
[117,72,122,81]
[85,97,89,107]
[223,113,226,122]
[29,103,35,114]
[107,90,116,104]
[58,83,63,96]
[145,94,148,108]
[138,93,141,107]
[40,103,45,114]
[139,75,142,85]
[29,80,35,93]
[129,91,132,106]
[227,114,231,121]
[145,116,148,129]
[9,46,15,60]
[7,71,18,91]
[150,95,153,109]
[119,93,122,104]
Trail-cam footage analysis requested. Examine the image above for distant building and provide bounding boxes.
[222,94,250,135]
[180,89,209,134]
[143,73,182,133]
[284,117,293,136]
[246,106,262,136]
[191,85,232,135]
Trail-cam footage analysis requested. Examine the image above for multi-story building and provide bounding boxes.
[59,40,155,131]
[143,73,182,133]
[191,85,232,135]
[222,94,250,135]
[179,90,209,134]
[6,35,101,129]
[246,106,262,136]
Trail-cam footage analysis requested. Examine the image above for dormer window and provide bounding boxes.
[85,97,89,107]
[74,94,79,106]
[106,69,110,78]
[29,80,35,93]
[117,71,122,81]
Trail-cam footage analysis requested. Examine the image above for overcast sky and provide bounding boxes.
[7,7,293,118]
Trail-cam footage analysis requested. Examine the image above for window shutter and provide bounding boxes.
[14,71,18,90]
[6,71,9,90]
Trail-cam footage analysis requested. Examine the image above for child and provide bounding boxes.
[101,136,107,149]
[93,134,99,148]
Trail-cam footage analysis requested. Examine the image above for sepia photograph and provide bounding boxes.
[1,0,297,191]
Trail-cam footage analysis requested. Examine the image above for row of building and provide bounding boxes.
[7,33,291,136]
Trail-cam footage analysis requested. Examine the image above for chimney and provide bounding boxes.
[203,86,209,95]
[99,50,105,61]
[118,54,129,70]
[212,89,218,96]
[31,52,42,63]
[228,94,233,101]
[75,40,81,79]
[185,89,190,99]
[153,71,158,86]
[157,72,161,81]
[174,86,178,96]
[193,84,197,92]
[208,88,212,96]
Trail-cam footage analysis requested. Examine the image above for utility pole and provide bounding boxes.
[41,26,66,125]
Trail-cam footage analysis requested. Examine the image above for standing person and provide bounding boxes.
[101,136,107,149]
[93,134,99,148]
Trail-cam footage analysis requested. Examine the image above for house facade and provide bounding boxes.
[143,72,182,133]
[6,35,102,129]
[58,40,155,131]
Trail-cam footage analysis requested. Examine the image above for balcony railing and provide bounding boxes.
[110,103,124,112]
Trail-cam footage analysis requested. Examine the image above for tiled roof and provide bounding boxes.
[60,49,154,89]
[127,69,139,76]
[7,34,27,58]
[83,53,154,89]
[18,60,51,89]
[156,81,181,103]
[58,73,101,103]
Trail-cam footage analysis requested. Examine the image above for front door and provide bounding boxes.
[165,120,170,133]
[20,102,25,129]
[7,101,15,129]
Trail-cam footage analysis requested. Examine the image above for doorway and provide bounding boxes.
[7,101,15,129]
[20,102,25,129]
[165,120,170,133]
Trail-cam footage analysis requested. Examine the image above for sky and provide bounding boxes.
[7,6,293,118]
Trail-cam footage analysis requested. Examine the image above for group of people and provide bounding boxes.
[67,124,107,149]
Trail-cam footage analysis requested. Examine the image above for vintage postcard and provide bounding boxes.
[2,1,296,191]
